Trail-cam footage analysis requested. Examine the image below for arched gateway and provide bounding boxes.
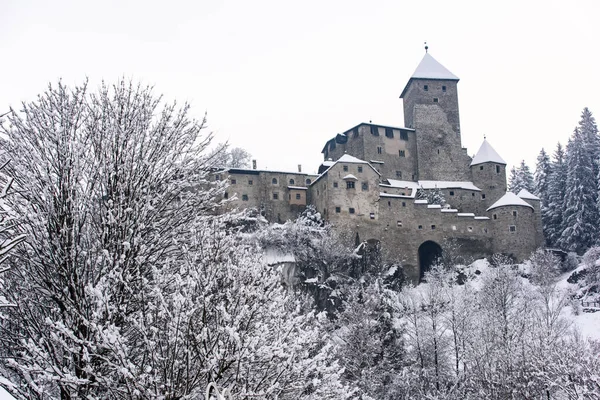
[418,240,443,282]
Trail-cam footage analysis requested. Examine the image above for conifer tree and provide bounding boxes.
[545,143,567,247]
[508,161,534,194]
[535,149,552,244]
[579,107,600,178]
[508,166,521,193]
[559,128,598,253]
[518,160,535,193]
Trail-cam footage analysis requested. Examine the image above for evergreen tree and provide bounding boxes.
[545,143,567,247]
[579,107,600,179]
[518,160,535,192]
[559,128,598,253]
[535,149,552,244]
[508,166,521,193]
[508,161,534,194]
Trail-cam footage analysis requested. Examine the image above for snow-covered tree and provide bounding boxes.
[509,160,534,194]
[559,128,599,253]
[416,186,446,206]
[0,81,351,399]
[545,143,567,247]
[208,142,252,169]
[579,107,600,178]
[534,149,552,244]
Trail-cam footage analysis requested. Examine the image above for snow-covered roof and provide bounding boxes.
[343,174,358,180]
[487,192,535,211]
[337,154,369,164]
[369,160,385,164]
[380,192,413,199]
[400,53,459,97]
[410,53,459,81]
[517,189,540,201]
[470,139,506,166]
[321,160,335,167]
[414,199,428,204]
[288,186,308,190]
[381,179,481,192]
[419,180,481,191]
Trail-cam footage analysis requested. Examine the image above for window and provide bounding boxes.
[431,225,436,230]
[402,202,406,207]
[480,165,484,170]
[401,192,405,196]
[361,182,368,191]
[452,225,457,231]
[306,178,311,185]
[512,210,518,217]
[396,171,402,178]
[370,125,379,136]
[442,85,446,92]
[493,214,498,220]
[388,201,391,206]
[370,213,375,219]
[335,206,341,213]
[231,179,237,184]
[242,194,249,201]
[418,225,423,230]
[295,193,301,200]
[333,182,338,188]
[399,150,406,157]
[272,178,278,185]
[289,179,295,185]
[433,97,439,103]
[377,146,382,154]
[397,221,402,227]
[349,208,355,214]
[358,166,363,173]
[346,181,355,189]
[472,192,475,196]
[385,127,393,138]
[489,185,496,189]
[496,165,501,174]
[343,165,348,172]
[224,192,228,199]
[248,179,253,185]
[467,226,473,232]
[273,193,279,200]
[481,194,486,199]
[449,191,455,196]
[509,225,517,232]
[400,131,409,140]
[215,174,221,180]
[424,84,428,91]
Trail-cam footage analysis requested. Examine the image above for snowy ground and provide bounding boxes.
[0,387,12,400]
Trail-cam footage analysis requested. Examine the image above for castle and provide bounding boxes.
[218,52,545,282]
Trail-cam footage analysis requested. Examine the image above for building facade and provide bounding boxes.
[219,53,544,282]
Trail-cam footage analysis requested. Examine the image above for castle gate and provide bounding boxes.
[418,240,442,282]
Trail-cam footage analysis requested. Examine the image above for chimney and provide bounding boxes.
[252,160,257,170]
[298,164,302,173]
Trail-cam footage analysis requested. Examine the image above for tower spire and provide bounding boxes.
[424,41,428,53]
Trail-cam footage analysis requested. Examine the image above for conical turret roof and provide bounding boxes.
[470,139,506,166]
[487,192,534,211]
[400,53,459,98]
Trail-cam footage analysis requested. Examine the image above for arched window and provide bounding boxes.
[289,179,295,185]
[272,178,278,185]
[306,178,311,185]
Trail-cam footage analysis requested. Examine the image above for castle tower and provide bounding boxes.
[400,53,471,181]
[470,139,508,212]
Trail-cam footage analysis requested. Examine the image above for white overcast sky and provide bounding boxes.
[1,0,599,174]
